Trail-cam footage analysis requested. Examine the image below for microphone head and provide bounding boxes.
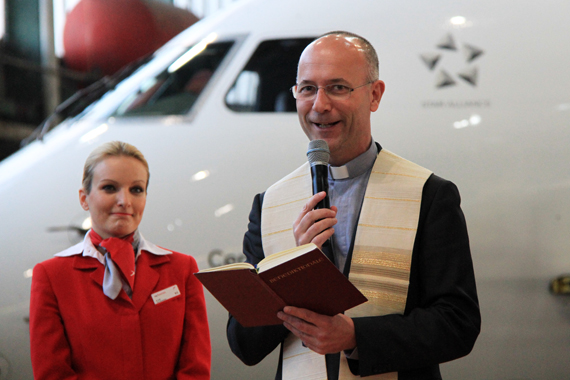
[307,139,330,166]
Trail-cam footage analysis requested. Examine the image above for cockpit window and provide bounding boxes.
[112,41,234,117]
[225,38,314,112]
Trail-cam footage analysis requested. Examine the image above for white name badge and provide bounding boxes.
[151,285,181,305]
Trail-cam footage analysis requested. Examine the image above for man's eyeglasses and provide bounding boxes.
[290,81,373,100]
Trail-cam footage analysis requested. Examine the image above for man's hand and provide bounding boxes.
[277,306,356,355]
[293,192,338,248]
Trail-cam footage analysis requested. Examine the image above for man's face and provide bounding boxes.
[296,35,384,166]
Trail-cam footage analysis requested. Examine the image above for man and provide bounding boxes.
[227,31,480,380]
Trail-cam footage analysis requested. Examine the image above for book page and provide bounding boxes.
[197,262,254,273]
[257,243,318,273]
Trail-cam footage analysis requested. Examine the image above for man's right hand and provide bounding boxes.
[293,191,337,248]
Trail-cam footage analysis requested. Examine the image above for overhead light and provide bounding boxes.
[215,204,234,217]
[167,219,183,232]
[454,119,470,129]
[168,33,217,73]
[450,16,466,26]
[79,124,108,143]
[82,217,92,230]
[192,170,210,182]
[454,114,481,129]
[162,116,184,125]
[469,114,482,125]
[23,269,33,278]
[449,16,472,28]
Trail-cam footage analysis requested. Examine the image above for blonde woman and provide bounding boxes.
[30,141,210,379]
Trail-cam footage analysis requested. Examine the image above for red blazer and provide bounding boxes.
[30,246,210,380]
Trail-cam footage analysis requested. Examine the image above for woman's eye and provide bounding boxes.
[102,185,116,192]
[131,186,144,194]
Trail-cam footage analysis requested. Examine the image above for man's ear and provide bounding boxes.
[79,188,89,211]
[370,80,385,112]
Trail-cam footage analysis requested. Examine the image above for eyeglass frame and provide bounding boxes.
[290,80,375,100]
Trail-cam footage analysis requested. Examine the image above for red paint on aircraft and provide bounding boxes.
[63,0,199,75]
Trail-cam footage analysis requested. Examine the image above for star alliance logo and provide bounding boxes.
[420,33,484,88]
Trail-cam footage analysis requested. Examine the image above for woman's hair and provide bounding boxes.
[82,141,150,193]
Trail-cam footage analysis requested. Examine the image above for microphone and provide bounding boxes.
[307,140,330,210]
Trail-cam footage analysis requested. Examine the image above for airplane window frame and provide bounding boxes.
[225,37,315,113]
[110,40,236,118]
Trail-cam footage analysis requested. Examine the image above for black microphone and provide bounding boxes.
[307,140,330,210]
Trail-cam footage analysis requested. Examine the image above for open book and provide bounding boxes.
[194,243,367,327]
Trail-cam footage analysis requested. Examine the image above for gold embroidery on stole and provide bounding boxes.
[261,150,431,379]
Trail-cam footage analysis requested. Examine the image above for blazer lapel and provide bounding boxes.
[131,251,171,311]
[73,254,105,286]
[75,254,131,303]
[74,251,171,308]
[73,254,131,305]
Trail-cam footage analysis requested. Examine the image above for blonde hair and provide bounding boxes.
[82,141,149,193]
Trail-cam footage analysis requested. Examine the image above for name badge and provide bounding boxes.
[151,285,181,305]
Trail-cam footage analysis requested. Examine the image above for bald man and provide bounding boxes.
[227,31,480,380]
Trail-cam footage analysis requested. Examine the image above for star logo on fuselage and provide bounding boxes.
[420,33,484,88]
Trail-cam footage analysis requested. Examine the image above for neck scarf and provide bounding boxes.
[89,230,136,299]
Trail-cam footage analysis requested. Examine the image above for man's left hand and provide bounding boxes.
[277,306,356,354]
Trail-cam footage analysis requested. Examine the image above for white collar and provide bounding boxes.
[328,140,379,180]
[54,230,172,265]
[329,165,350,179]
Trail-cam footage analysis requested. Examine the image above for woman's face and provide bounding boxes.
[79,156,148,239]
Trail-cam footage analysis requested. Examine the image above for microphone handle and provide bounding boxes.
[310,164,330,210]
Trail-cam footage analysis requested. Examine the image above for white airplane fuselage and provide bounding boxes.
[0,0,569,378]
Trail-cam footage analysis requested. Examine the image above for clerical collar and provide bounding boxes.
[328,141,379,180]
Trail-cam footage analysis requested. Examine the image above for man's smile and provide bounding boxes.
[313,121,340,129]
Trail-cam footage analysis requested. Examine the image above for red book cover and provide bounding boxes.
[258,247,366,316]
[194,268,286,327]
[194,244,367,327]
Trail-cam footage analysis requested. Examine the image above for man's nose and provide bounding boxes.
[312,87,332,112]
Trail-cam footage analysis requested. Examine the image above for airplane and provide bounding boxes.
[1,0,569,378]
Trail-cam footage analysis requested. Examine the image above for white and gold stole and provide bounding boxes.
[261,150,432,380]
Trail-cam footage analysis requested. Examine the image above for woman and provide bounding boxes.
[29,141,211,379]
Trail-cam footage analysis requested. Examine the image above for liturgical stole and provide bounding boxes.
[260,149,432,380]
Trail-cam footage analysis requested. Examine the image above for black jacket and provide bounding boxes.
[227,173,480,380]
